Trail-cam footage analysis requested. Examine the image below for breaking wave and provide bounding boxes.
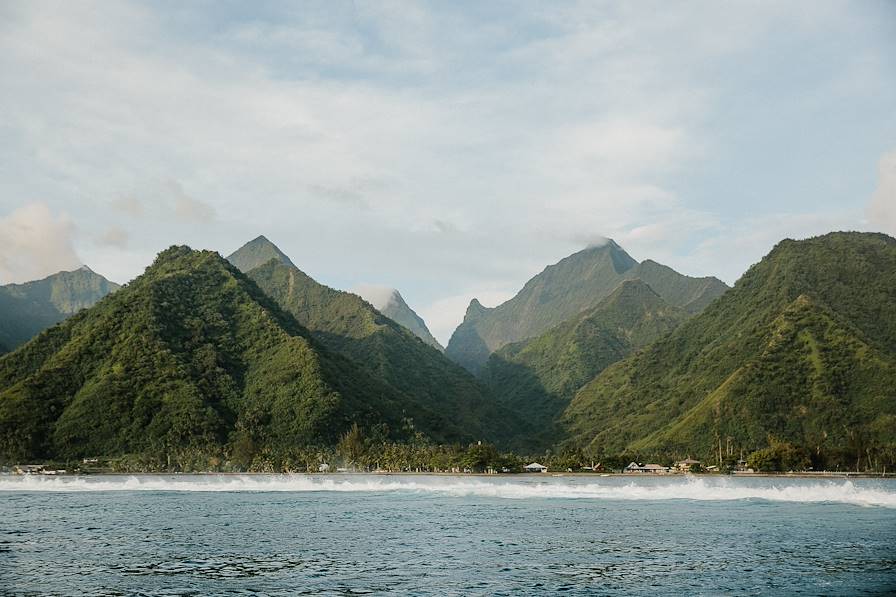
[1,474,894,508]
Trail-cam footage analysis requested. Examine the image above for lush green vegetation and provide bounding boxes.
[480,280,689,449]
[0,247,429,465]
[2,232,894,473]
[0,267,118,349]
[563,232,896,469]
[241,257,523,448]
[445,240,727,373]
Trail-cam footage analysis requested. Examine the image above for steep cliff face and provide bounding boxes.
[446,240,727,373]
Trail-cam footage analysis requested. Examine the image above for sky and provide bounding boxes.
[1,1,894,344]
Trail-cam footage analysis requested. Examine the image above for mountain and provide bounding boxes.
[0,247,439,465]
[445,240,728,373]
[480,280,689,448]
[356,286,443,351]
[226,235,296,272]
[0,267,120,350]
[562,232,896,467]
[227,238,519,446]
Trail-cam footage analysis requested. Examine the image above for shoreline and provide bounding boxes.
[5,470,894,479]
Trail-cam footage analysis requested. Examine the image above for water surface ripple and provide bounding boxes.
[1,474,894,595]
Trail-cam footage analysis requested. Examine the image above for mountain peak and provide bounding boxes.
[227,235,295,273]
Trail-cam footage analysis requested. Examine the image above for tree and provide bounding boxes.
[337,423,365,469]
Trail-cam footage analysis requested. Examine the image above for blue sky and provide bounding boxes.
[1,1,894,342]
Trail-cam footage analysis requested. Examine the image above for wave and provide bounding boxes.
[1,474,894,507]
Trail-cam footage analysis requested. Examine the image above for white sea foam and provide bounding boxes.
[1,474,895,508]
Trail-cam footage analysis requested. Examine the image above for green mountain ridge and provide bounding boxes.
[0,247,427,465]
[481,279,689,449]
[563,232,896,466]
[227,238,519,447]
[445,240,728,373]
[0,267,120,350]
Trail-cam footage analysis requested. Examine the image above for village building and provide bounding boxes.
[624,462,670,474]
[675,458,702,471]
[524,462,548,473]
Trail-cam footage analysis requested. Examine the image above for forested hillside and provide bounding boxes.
[231,237,521,447]
[563,232,896,468]
[481,280,688,448]
[0,247,439,466]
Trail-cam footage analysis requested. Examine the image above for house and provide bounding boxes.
[318,463,330,473]
[675,458,701,471]
[524,462,548,473]
[624,462,669,473]
[13,464,44,475]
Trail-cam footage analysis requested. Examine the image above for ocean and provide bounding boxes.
[1,474,894,596]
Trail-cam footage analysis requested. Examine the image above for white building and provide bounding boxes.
[524,462,548,473]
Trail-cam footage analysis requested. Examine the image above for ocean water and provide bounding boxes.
[1,474,894,596]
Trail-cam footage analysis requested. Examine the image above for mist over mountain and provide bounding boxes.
[563,232,896,465]
[356,285,443,351]
[0,266,119,350]
[445,240,728,373]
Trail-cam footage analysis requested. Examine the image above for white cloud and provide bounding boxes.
[97,225,129,249]
[110,196,144,217]
[0,1,889,334]
[867,150,896,236]
[0,203,81,283]
[353,284,398,310]
[169,181,216,223]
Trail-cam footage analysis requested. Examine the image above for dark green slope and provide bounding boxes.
[226,237,520,446]
[0,247,416,464]
[0,267,119,350]
[481,280,688,448]
[445,240,727,373]
[563,232,896,463]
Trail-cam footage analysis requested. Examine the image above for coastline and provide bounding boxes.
[5,470,894,479]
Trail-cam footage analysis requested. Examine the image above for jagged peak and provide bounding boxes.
[465,297,489,319]
[227,235,295,272]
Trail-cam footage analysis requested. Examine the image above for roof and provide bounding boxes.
[677,459,701,465]
[524,462,547,468]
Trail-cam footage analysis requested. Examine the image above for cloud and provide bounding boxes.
[97,225,129,249]
[0,1,890,335]
[168,181,215,222]
[110,196,144,217]
[0,203,81,283]
[308,183,369,209]
[867,150,896,236]
[353,284,398,310]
